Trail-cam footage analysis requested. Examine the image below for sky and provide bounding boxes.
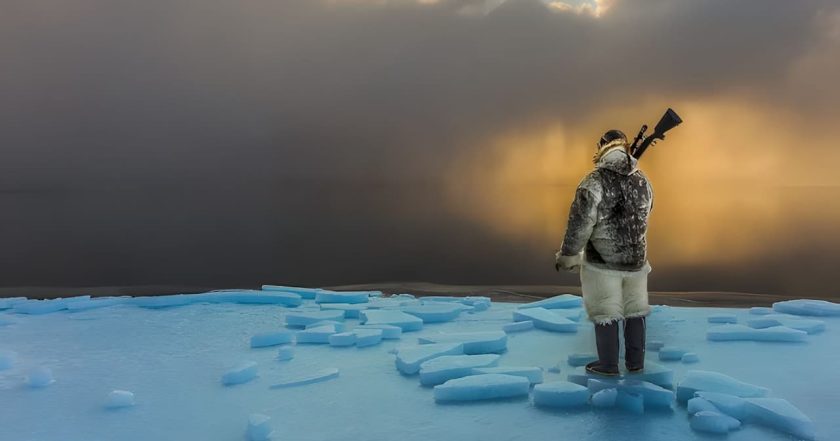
[1,0,839,295]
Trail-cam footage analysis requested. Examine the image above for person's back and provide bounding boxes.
[555,129,653,376]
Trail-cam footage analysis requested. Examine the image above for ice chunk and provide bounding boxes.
[706,324,807,342]
[26,367,55,388]
[0,297,26,310]
[315,290,373,304]
[277,346,294,361]
[360,310,423,332]
[418,331,507,354]
[105,390,135,409]
[658,347,688,361]
[690,411,740,434]
[67,297,128,312]
[250,331,295,348]
[319,303,368,319]
[676,370,769,402]
[687,397,719,414]
[285,311,345,328]
[681,353,699,364]
[0,316,13,326]
[471,366,543,384]
[13,299,68,315]
[419,354,501,386]
[512,308,578,333]
[395,343,464,375]
[132,295,195,308]
[222,361,258,386]
[591,388,618,408]
[707,314,737,324]
[517,294,582,310]
[353,328,383,347]
[749,306,773,315]
[329,332,357,347]
[0,350,17,370]
[772,299,840,317]
[533,381,589,408]
[747,316,825,334]
[247,413,274,441]
[646,340,664,351]
[503,321,534,333]
[296,325,337,344]
[354,324,402,339]
[434,374,530,402]
[547,363,562,373]
[744,397,815,440]
[619,379,675,408]
[262,284,321,299]
[269,368,339,388]
[616,390,644,414]
[402,304,464,323]
[567,362,674,389]
[200,290,302,306]
[305,320,346,332]
[567,353,597,367]
[695,391,747,419]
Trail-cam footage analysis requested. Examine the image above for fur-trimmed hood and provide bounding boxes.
[596,146,638,176]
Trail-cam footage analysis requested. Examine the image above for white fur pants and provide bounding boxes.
[580,264,651,325]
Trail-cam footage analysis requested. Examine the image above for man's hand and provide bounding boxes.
[555,251,583,273]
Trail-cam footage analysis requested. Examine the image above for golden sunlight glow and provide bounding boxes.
[444,98,840,269]
[547,0,613,17]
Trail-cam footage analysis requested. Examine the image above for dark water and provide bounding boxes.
[1,182,838,298]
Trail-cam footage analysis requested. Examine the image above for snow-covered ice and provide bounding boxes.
[221,361,258,386]
[105,390,136,409]
[517,294,582,310]
[359,310,423,331]
[707,324,807,342]
[402,303,464,323]
[1,291,837,441]
[419,354,501,386]
[690,410,740,434]
[314,290,373,304]
[772,299,840,317]
[533,381,589,408]
[512,307,578,333]
[247,413,274,441]
[250,331,294,348]
[285,311,345,328]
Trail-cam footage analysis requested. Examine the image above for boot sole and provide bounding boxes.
[585,366,620,376]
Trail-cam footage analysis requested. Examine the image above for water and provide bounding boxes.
[0,182,838,298]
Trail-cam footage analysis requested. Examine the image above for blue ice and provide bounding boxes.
[587,378,674,409]
[418,331,508,354]
[67,297,128,312]
[687,397,718,414]
[433,374,530,402]
[567,362,675,389]
[0,350,17,370]
[744,397,815,440]
[676,370,769,402]
[512,307,578,333]
[517,294,583,310]
[402,303,464,323]
[315,290,374,304]
[319,303,368,319]
[706,324,807,342]
[419,354,500,386]
[250,331,294,348]
[0,297,26,310]
[772,299,840,317]
[532,381,590,408]
[26,366,55,388]
[690,411,740,434]
[328,332,357,347]
[646,340,664,351]
[503,320,534,333]
[305,320,346,332]
[616,390,644,414]
[13,298,71,315]
[354,324,402,339]
[261,284,321,299]
[221,361,258,386]
[749,306,773,315]
[707,314,737,324]
[472,366,544,384]
[747,315,825,334]
[395,343,465,375]
[694,391,747,419]
[681,353,699,364]
[269,368,339,389]
[360,310,423,332]
[284,310,345,328]
[277,346,294,361]
[296,324,338,344]
[658,347,689,361]
[247,413,273,441]
[591,388,617,408]
[567,353,598,367]
[354,328,383,347]
[200,290,302,306]
[105,390,136,409]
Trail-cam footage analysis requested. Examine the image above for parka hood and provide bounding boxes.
[596,146,638,176]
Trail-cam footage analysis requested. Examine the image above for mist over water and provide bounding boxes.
[2,182,837,298]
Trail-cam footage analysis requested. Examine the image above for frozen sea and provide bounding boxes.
[0,292,838,441]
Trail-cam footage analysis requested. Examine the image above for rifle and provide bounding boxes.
[629,108,683,159]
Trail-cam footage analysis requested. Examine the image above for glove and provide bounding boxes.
[555,251,583,273]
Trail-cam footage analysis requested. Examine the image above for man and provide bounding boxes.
[555,129,653,376]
